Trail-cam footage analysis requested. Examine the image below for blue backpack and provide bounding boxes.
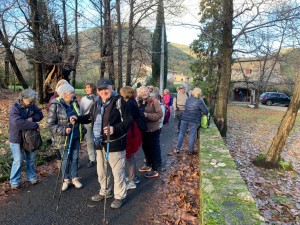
[169,96,173,106]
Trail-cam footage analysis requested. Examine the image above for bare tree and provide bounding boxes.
[0,0,29,89]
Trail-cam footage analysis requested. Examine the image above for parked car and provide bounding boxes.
[259,92,291,106]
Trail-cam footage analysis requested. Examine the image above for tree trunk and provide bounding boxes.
[99,0,105,78]
[72,0,79,87]
[62,0,68,55]
[126,0,134,86]
[214,0,233,137]
[103,0,114,81]
[0,29,28,89]
[30,0,43,103]
[266,73,300,163]
[4,54,9,88]
[116,0,122,89]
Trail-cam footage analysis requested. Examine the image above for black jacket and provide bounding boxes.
[76,94,133,152]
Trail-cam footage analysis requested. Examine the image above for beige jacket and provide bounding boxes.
[144,96,163,132]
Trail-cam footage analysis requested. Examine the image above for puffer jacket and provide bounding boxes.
[9,99,44,143]
[181,97,208,124]
[46,97,86,150]
[143,96,163,132]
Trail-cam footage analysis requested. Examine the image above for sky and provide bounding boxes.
[165,0,200,46]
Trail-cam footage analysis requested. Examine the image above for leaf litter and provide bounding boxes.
[226,106,300,224]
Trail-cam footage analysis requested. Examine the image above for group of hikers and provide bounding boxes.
[8,77,208,209]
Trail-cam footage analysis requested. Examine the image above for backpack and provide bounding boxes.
[136,110,148,132]
[21,129,43,152]
[169,96,173,107]
[201,113,210,129]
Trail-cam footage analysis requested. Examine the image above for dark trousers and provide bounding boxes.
[156,129,162,166]
[142,130,160,171]
[177,110,184,130]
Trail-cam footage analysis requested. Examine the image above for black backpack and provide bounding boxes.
[21,129,43,152]
[136,110,148,132]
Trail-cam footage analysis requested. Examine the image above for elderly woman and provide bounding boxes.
[120,86,142,189]
[8,89,44,189]
[46,83,86,191]
[173,87,208,155]
[137,86,163,178]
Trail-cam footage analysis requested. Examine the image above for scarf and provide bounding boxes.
[93,97,112,147]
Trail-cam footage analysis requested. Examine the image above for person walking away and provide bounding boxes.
[137,86,163,178]
[173,85,188,133]
[71,78,133,209]
[173,88,208,155]
[80,82,97,168]
[9,89,44,189]
[120,86,142,190]
[46,83,86,191]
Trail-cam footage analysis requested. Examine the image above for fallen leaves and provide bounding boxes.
[227,105,300,224]
[151,136,200,225]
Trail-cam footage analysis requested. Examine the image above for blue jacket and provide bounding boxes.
[9,100,44,143]
[181,97,208,124]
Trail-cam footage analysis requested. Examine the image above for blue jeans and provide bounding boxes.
[9,143,37,185]
[60,138,80,179]
[176,120,198,152]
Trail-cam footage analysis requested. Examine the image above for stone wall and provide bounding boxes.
[199,123,265,224]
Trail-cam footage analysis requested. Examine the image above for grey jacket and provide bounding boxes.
[46,97,86,150]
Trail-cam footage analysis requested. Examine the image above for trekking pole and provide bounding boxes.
[55,125,75,212]
[102,123,110,225]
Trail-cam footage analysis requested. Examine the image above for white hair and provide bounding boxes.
[56,83,74,98]
[137,86,150,97]
[19,89,38,101]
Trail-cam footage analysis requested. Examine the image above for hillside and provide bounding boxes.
[168,42,197,77]
[74,27,196,82]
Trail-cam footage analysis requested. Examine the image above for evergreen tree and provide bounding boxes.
[152,0,167,88]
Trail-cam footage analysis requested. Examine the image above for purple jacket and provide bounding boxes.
[9,100,44,143]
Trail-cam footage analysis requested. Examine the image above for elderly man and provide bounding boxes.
[71,78,132,209]
[173,85,189,133]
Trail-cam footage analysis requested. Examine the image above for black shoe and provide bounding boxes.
[87,160,95,168]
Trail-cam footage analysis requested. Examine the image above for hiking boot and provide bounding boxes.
[62,179,70,191]
[144,171,159,178]
[87,160,95,168]
[138,165,152,172]
[126,181,137,190]
[91,193,113,202]
[10,184,20,190]
[110,198,126,209]
[72,178,83,189]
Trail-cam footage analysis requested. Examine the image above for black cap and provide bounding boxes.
[179,85,185,89]
[97,78,112,89]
